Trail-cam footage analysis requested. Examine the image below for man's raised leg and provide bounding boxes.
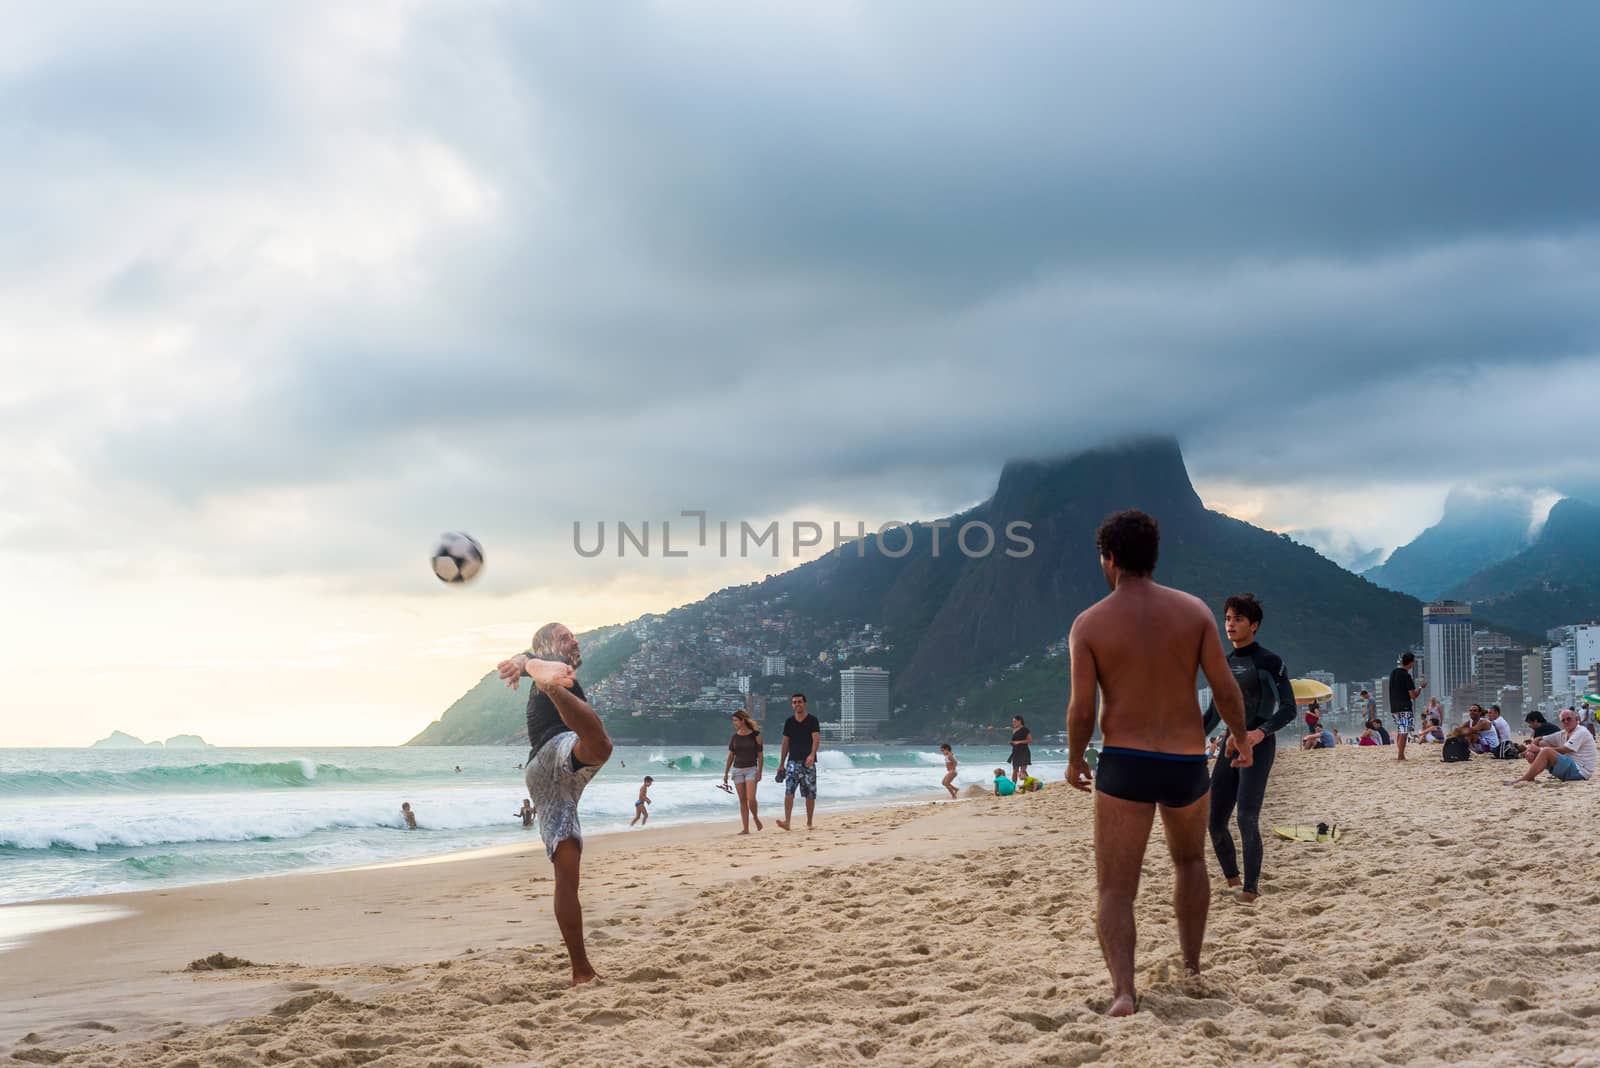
[1158,794,1212,973]
[1095,791,1156,1017]
[551,839,597,986]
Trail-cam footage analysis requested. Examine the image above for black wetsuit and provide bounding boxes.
[1201,641,1295,895]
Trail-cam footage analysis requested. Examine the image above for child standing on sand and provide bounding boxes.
[940,744,959,798]
[630,776,653,826]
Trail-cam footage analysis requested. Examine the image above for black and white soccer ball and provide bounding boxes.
[431,531,484,584]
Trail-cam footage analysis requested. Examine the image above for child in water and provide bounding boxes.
[940,744,959,799]
[630,776,653,826]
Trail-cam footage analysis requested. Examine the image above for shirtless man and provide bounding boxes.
[1066,510,1251,1017]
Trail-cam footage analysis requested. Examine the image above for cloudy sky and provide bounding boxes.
[3,2,1598,745]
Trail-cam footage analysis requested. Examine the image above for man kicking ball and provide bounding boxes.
[1066,510,1251,1016]
[499,622,613,986]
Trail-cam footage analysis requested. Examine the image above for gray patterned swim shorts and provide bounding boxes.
[524,731,603,860]
[783,759,816,800]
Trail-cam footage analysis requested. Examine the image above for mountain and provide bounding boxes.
[408,437,1431,744]
[90,731,163,748]
[1361,489,1537,600]
[1443,497,1600,634]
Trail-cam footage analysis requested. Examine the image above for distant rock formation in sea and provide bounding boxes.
[88,731,212,748]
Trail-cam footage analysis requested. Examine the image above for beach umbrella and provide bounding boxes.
[1580,693,1600,707]
[1290,679,1335,706]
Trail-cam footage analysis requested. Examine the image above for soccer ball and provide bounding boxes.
[431,532,484,584]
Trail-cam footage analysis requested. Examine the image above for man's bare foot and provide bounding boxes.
[1107,994,1137,1017]
[775,819,789,831]
[1240,891,1259,904]
[571,968,599,987]
[754,817,764,830]
[737,828,750,834]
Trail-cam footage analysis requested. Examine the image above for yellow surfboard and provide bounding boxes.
[1272,825,1343,843]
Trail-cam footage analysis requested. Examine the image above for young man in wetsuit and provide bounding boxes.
[498,622,613,986]
[1066,510,1251,1017]
[1200,593,1295,904]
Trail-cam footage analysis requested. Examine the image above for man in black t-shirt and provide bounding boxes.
[1387,652,1425,762]
[775,693,821,831]
[497,622,613,987]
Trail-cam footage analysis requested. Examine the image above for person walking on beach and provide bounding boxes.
[400,802,417,829]
[776,693,820,831]
[498,622,613,986]
[516,799,535,828]
[1200,593,1295,904]
[723,708,765,833]
[940,743,959,798]
[630,777,653,826]
[1066,510,1251,1017]
[1388,652,1424,761]
[1010,716,1033,782]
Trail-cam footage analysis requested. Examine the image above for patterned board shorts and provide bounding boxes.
[783,759,817,800]
[524,731,602,860]
[1394,712,1415,734]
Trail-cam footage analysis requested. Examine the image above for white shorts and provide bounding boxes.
[730,764,760,785]
[524,731,602,860]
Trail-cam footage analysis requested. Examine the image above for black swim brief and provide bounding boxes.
[1095,747,1209,808]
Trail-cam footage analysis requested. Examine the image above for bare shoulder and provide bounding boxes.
[1164,585,1215,622]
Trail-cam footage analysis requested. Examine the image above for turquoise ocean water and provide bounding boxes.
[0,744,1066,904]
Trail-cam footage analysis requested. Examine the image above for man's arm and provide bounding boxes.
[1263,655,1297,735]
[777,731,790,767]
[1199,613,1250,764]
[1065,619,1098,791]
[807,730,821,766]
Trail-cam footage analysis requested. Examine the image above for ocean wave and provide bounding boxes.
[0,760,409,796]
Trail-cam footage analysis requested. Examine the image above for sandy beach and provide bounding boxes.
[5,747,1600,1067]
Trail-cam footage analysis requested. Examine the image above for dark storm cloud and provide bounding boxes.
[8,1,1600,583]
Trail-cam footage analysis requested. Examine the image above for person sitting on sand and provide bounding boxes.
[1506,708,1596,785]
[1419,717,1445,743]
[1019,775,1043,793]
[401,801,417,829]
[1358,725,1379,746]
[1301,728,1337,750]
[516,799,535,828]
[1452,705,1497,754]
[630,776,653,826]
[940,743,959,799]
[1483,705,1516,758]
[1304,701,1321,735]
[1367,716,1392,746]
[993,768,1017,796]
[1525,710,1560,740]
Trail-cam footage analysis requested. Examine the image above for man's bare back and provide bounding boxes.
[1076,580,1219,754]
[1064,510,1250,1019]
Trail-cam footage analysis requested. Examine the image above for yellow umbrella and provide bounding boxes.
[1291,679,1334,706]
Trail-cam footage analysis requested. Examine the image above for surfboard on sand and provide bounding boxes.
[1273,825,1343,843]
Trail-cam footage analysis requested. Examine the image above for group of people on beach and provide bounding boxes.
[489,508,1592,1012]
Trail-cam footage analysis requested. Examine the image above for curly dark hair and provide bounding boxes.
[1223,592,1263,625]
[1095,510,1159,576]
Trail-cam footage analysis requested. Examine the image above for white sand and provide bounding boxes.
[5,747,1600,1067]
